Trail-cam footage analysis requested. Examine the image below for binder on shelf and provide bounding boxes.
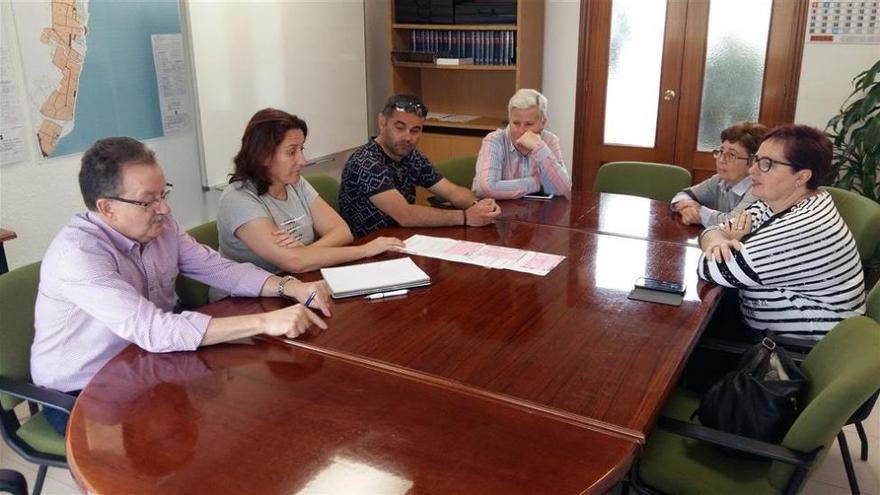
[392,50,436,63]
[436,57,474,65]
[320,257,431,299]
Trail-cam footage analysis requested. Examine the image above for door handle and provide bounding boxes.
[663,89,676,101]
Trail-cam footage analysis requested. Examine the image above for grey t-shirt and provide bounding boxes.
[217,179,319,273]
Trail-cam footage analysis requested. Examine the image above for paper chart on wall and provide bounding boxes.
[401,234,565,276]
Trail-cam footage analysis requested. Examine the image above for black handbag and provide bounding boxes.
[692,336,807,447]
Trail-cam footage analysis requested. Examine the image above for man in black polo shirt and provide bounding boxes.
[340,94,501,238]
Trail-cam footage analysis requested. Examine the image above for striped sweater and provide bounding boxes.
[698,191,865,339]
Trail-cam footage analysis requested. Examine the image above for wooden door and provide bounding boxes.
[573,0,808,191]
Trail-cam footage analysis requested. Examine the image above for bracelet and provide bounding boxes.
[276,275,297,298]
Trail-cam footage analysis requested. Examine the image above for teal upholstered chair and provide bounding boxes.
[631,314,880,495]
[175,221,219,310]
[303,173,341,213]
[594,161,692,202]
[0,262,73,495]
[822,186,880,263]
[436,155,478,189]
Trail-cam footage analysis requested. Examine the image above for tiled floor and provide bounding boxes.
[1,403,878,494]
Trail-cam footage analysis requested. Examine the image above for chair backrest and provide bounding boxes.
[594,161,692,202]
[303,174,340,213]
[768,315,880,489]
[867,279,879,322]
[436,155,478,189]
[0,262,41,411]
[175,221,218,310]
[822,186,880,261]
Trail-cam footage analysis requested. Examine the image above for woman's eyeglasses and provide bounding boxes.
[104,183,173,211]
[747,155,795,173]
[711,149,748,163]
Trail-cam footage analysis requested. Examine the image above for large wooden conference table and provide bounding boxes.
[67,192,718,494]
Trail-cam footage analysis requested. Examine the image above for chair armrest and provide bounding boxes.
[0,377,75,413]
[427,196,455,209]
[698,337,807,363]
[0,469,27,495]
[657,416,817,467]
[698,337,751,355]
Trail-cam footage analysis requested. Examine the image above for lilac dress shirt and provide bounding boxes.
[31,212,270,392]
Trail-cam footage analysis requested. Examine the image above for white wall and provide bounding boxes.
[794,43,879,129]
[364,0,390,136]
[541,0,581,173]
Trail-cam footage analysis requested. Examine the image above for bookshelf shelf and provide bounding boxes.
[424,116,503,132]
[392,61,517,71]
[389,1,544,165]
[393,23,518,31]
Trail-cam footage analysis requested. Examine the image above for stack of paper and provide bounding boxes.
[320,257,431,299]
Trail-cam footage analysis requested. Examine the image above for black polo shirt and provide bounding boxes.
[339,139,442,238]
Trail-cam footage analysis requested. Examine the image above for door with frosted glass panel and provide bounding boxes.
[573,0,806,190]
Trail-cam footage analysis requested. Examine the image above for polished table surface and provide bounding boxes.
[498,191,700,245]
[67,192,718,494]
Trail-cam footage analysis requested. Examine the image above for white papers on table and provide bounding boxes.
[319,257,431,298]
[401,234,565,276]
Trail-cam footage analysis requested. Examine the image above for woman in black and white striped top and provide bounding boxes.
[698,124,865,340]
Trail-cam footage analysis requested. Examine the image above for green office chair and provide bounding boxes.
[0,262,74,495]
[436,155,478,189]
[822,186,880,262]
[631,314,880,495]
[303,174,341,213]
[594,161,691,202]
[427,155,478,207]
[175,220,219,310]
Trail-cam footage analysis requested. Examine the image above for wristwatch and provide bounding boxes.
[277,275,297,298]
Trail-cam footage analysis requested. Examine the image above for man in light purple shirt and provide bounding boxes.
[32,137,332,434]
[472,89,572,200]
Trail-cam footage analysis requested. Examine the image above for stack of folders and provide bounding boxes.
[319,257,431,299]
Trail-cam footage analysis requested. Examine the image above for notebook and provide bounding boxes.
[319,257,431,299]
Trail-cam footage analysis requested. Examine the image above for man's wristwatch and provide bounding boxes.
[277,275,297,298]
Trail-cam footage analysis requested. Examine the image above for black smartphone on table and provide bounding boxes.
[634,277,686,295]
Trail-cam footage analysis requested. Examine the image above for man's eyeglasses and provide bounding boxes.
[393,100,428,118]
[105,183,173,211]
[747,155,795,173]
[711,149,748,163]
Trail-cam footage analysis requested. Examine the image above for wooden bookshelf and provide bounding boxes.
[389,0,544,164]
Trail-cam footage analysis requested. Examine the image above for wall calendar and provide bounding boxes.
[807,1,880,43]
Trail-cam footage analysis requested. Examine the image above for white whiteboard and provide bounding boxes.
[184,0,368,188]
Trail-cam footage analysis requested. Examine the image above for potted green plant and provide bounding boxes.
[825,58,880,203]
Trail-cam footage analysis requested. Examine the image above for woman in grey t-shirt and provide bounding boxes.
[217,108,403,275]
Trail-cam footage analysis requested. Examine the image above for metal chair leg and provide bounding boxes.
[33,465,47,495]
[838,431,861,495]
[855,421,869,461]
